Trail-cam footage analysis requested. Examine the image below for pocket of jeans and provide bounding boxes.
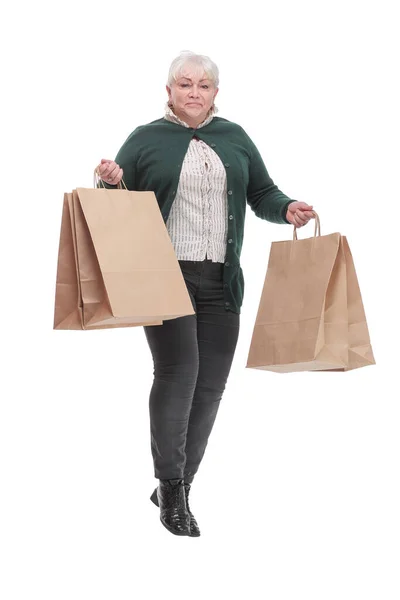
[179,271,197,312]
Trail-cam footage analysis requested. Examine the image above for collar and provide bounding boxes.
[163,102,218,129]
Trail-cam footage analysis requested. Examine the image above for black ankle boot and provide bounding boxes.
[150,478,190,536]
[184,482,201,537]
[150,481,200,537]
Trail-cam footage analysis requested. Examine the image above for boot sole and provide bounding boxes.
[160,518,191,536]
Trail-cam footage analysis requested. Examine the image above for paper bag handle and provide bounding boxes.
[93,169,128,190]
[293,211,321,240]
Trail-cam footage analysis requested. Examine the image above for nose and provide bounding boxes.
[189,85,200,98]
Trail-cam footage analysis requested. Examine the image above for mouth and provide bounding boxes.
[186,103,202,107]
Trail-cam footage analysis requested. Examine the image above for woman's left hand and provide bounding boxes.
[286,201,315,228]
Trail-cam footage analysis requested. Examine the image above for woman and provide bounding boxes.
[96,51,314,537]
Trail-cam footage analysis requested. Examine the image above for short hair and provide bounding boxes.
[167,51,219,88]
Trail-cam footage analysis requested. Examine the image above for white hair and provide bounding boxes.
[167,50,219,88]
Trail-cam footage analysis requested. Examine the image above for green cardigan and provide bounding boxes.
[104,116,294,314]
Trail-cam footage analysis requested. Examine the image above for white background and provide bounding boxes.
[1,0,399,598]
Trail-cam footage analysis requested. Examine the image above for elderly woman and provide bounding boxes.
[96,51,314,537]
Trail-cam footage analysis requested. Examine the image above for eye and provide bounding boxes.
[201,85,209,89]
[180,83,190,88]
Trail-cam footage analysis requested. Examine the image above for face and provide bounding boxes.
[166,67,219,127]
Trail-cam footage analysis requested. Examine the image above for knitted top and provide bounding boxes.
[105,113,294,313]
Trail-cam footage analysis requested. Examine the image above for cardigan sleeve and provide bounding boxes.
[241,128,295,224]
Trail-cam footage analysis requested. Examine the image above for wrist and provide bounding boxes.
[283,200,296,224]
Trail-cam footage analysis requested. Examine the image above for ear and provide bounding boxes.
[213,87,219,100]
[166,84,171,97]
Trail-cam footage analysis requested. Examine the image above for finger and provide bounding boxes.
[109,164,120,179]
[106,164,121,182]
[296,213,309,225]
[295,208,307,219]
[293,214,303,227]
[101,167,117,181]
[108,170,121,185]
[297,212,309,226]
[296,207,314,216]
[98,168,110,179]
[294,207,312,217]
[98,163,112,177]
[300,211,315,219]
[289,201,312,210]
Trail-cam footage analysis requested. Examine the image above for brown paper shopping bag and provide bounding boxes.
[246,213,375,372]
[53,181,195,330]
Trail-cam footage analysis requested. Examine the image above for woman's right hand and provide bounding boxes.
[95,158,123,185]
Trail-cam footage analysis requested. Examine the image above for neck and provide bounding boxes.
[174,108,211,128]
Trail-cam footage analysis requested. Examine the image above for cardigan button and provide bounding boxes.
[224,283,228,288]
[225,262,230,267]
[224,163,230,168]
[225,302,230,307]
[228,238,233,244]
[228,190,233,195]
[229,215,233,220]
[210,143,216,147]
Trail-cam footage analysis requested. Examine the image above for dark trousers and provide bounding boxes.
[143,258,240,483]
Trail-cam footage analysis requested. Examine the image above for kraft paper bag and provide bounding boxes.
[53,184,195,330]
[246,214,375,372]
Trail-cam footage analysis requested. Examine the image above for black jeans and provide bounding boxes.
[143,258,240,483]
